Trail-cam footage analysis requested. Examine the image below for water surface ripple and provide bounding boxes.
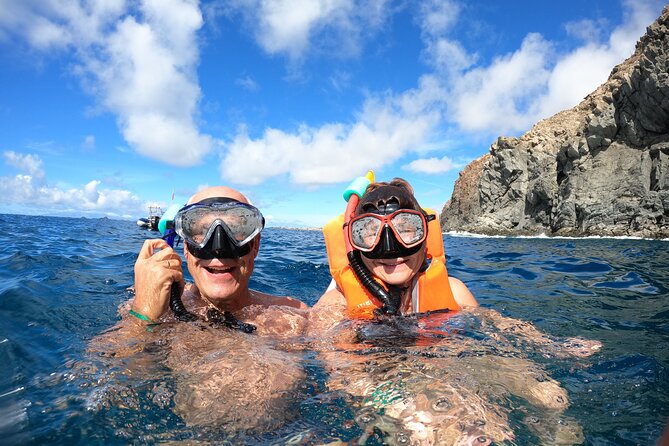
[0,214,667,445]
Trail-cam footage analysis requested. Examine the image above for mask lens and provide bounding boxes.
[350,217,383,250]
[175,201,264,248]
[181,210,216,245]
[350,210,427,252]
[390,212,425,246]
[219,206,262,244]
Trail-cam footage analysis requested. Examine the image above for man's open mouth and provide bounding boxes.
[204,265,235,274]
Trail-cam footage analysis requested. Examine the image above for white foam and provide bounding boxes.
[0,386,25,399]
[443,231,507,239]
[443,230,669,242]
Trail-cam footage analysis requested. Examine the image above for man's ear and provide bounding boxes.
[183,243,189,260]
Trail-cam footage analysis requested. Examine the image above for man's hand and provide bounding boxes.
[132,239,184,321]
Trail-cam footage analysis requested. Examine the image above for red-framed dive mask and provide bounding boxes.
[349,209,428,259]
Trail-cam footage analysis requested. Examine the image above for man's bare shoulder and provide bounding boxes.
[250,290,309,309]
[242,291,310,337]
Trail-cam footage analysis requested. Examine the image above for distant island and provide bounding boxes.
[267,226,322,231]
[441,6,669,239]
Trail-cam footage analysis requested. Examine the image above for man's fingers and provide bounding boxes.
[137,239,182,264]
[137,238,169,259]
[165,258,183,270]
[169,269,185,286]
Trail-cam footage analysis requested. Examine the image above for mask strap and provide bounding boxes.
[195,197,240,206]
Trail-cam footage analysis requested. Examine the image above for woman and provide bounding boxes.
[313,177,477,325]
[309,175,596,445]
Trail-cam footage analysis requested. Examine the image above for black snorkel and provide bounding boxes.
[158,203,256,333]
[347,251,401,315]
[159,204,198,322]
[342,172,401,316]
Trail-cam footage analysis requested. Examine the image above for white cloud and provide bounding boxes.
[82,135,96,151]
[88,2,212,166]
[449,33,552,134]
[0,0,213,167]
[0,1,128,50]
[417,0,473,77]
[444,0,661,136]
[228,0,391,60]
[0,173,144,215]
[0,151,144,216]
[222,0,664,186]
[403,155,461,174]
[83,179,101,203]
[426,37,475,76]
[533,0,661,119]
[418,0,460,38]
[3,151,45,181]
[564,18,606,43]
[257,0,351,59]
[236,75,259,91]
[222,75,446,185]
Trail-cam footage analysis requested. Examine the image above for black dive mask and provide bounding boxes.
[358,199,423,260]
[176,196,263,260]
[187,225,251,259]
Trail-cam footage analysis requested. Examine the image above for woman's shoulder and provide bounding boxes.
[313,286,346,309]
[448,276,480,308]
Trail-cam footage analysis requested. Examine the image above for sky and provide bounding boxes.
[0,0,666,228]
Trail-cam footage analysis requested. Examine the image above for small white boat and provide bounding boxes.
[137,206,163,231]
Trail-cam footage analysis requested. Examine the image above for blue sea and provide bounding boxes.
[0,213,668,445]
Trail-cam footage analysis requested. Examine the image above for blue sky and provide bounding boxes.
[0,0,665,228]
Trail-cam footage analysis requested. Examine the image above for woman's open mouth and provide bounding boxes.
[377,258,408,266]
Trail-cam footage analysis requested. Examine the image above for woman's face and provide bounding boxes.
[361,247,425,287]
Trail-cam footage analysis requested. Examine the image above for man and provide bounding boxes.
[130,185,307,332]
[91,186,308,434]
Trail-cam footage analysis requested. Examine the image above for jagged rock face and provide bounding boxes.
[441,6,669,238]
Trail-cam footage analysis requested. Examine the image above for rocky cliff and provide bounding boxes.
[441,6,669,238]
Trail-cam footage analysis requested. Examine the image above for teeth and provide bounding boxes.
[206,267,232,273]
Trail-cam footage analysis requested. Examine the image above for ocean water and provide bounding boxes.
[0,213,667,445]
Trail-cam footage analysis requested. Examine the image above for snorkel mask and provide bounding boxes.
[174,197,265,259]
[351,186,429,260]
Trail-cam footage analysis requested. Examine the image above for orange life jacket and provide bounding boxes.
[322,209,460,319]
